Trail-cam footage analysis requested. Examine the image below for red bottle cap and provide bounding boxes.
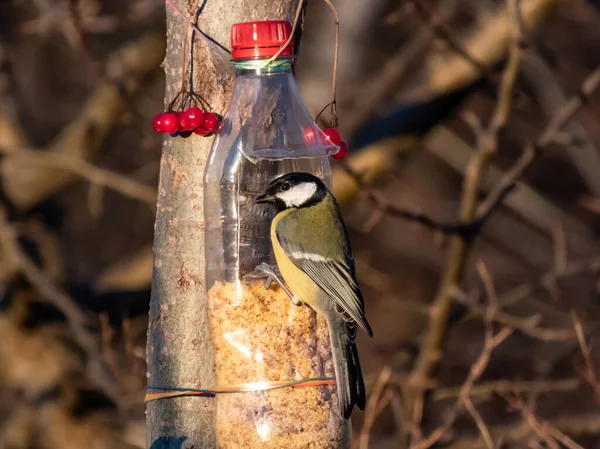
[231,20,294,59]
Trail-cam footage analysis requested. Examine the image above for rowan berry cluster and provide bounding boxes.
[152,107,219,137]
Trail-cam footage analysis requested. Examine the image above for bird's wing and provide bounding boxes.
[276,226,373,337]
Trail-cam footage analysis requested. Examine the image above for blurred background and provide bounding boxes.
[2,0,600,448]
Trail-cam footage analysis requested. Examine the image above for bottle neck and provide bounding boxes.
[218,55,336,161]
[233,58,293,76]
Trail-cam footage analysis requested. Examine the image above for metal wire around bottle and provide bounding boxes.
[145,377,337,403]
[233,59,293,71]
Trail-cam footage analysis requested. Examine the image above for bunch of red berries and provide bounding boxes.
[152,107,219,137]
[304,127,348,160]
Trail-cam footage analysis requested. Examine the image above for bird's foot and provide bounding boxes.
[245,262,279,289]
[245,263,303,306]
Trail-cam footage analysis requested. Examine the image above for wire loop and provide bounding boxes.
[145,377,336,403]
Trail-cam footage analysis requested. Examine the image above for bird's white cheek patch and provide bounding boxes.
[277,182,317,207]
[290,251,328,262]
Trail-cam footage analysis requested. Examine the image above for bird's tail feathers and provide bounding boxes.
[329,319,366,419]
[352,341,366,410]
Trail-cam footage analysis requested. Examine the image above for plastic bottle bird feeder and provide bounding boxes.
[203,20,350,449]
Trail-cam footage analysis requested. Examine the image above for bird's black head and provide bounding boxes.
[255,172,327,211]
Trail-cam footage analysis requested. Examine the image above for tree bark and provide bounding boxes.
[146,1,299,448]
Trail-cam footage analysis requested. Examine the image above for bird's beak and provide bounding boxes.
[254,193,272,204]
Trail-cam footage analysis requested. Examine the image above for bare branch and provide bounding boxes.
[432,378,580,402]
[0,205,120,406]
[499,256,600,309]
[410,326,513,449]
[452,287,575,342]
[0,32,164,209]
[475,66,600,222]
[359,367,393,449]
[445,411,600,449]
[0,148,157,207]
[464,397,495,449]
[342,0,458,136]
[508,398,585,449]
[339,160,469,235]
[571,310,600,402]
[521,52,600,196]
[512,398,561,449]
[404,4,524,436]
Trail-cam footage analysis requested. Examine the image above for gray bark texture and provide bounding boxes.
[146,1,298,448]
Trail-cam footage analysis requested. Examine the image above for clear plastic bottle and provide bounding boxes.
[204,21,350,449]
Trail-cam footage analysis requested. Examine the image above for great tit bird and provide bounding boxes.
[254,172,373,419]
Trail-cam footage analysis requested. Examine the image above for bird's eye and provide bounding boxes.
[281,182,290,191]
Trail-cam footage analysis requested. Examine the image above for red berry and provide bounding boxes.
[323,128,341,146]
[161,112,179,134]
[332,141,348,160]
[303,126,317,144]
[204,113,219,132]
[193,127,209,136]
[179,107,205,131]
[194,112,219,135]
[152,114,165,133]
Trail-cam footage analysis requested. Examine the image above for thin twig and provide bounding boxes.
[179,15,189,95]
[445,410,600,449]
[547,426,586,449]
[493,311,572,341]
[464,397,495,449]
[477,261,499,317]
[521,52,600,196]
[321,0,339,127]
[475,66,600,222]
[528,438,545,449]
[389,389,407,443]
[259,0,304,67]
[372,373,581,401]
[545,220,568,301]
[474,261,573,341]
[432,378,580,402]
[359,366,392,449]
[409,261,512,449]
[513,398,561,449]
[496,255,600,313]
[508,398,586,449]
[571,310,600,401]
[410,327,514,449]
[551,221,567,276]
[165,0,230,55]
[452,287,575,342]
[339,162,468,235]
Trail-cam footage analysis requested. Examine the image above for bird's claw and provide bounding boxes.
[245,262,277,278]
[245,262,278,290]
[245,263,303,306]
[264,277,273,290]
[245,262,280,291]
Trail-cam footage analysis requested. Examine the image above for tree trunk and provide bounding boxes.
[146,1,299,448]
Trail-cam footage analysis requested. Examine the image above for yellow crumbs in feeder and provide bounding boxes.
[208,280,350,448]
